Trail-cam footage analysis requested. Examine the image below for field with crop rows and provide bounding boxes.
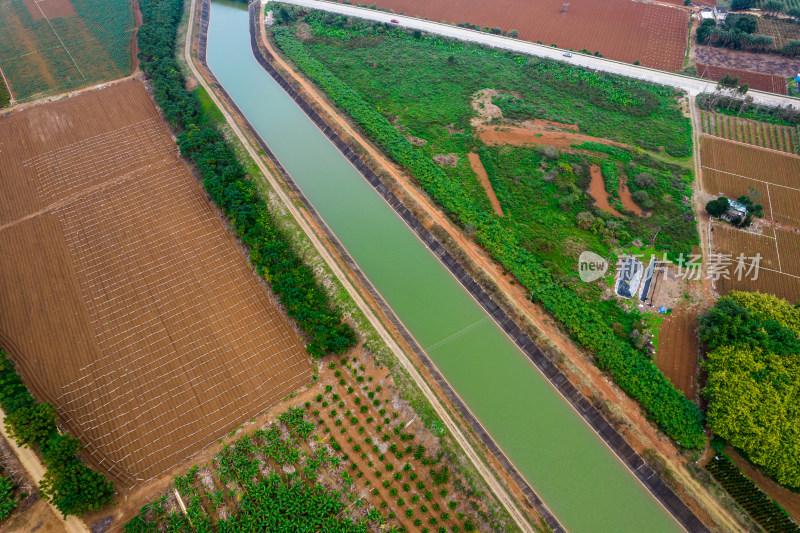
[696,63,788,95]
[700,135,800,227]
[706,453,800,533]
[758,16,800,48]
[701,135,800,301]
[710,224,800,302]
[126,352,498,532]
[0,80,312,486]
[0,0,135,101]
[699,110,798,154]
[360,0,689,70]
[654,310,699,401]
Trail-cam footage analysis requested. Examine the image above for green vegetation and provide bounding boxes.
[271,13,704,448]
[700,292,800,489]
[0,473,18,523]
[0,76,10,108]
[138,0,356,356]
[125,408,383,533]
[705,447,799,533]
[0,0,134,100]
[0,351,113,517]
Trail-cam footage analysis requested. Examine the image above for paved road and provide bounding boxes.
[276,0,800,108]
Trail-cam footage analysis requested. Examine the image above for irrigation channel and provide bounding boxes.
[205,1,689,531]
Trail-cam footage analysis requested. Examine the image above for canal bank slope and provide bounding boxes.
[241,4,706,532]
[199,1,702,531]
[185,1,545,532]
[253,10,746,533]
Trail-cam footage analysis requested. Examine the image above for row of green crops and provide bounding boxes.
[137,0,356,356]
[0,473,18,523]
[272,25,705,448]
[600,160,619,198]
[0,351,113,517]
[125,406,385,533]
[706,452,799,533]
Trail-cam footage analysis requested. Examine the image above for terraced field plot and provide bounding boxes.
[700,135,800,228]
[0,80,311,487]
[0,0,135,101]
[363,0,690,70]
[707,215,800,303]
[699,110,798,154]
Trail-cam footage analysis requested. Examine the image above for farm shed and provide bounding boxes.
[615,256,644,299]
[699,8,716,21]
[713,6,728,21]
[726,199,748,219]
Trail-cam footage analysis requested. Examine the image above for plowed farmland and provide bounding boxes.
[655,310,699,401]
[699,110,798,154]
[0,0,135,101]
[0,80,311,487]
[363,0,689,70]
[700,136,800,188]
[696,63,788,95]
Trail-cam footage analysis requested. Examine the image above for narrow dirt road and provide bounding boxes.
[184,2,538,532]
[0,409,89,533]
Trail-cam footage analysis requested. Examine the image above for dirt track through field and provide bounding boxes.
[0,80,311,487]
[468,152,504,216]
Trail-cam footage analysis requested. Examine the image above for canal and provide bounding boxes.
[205,1,681,531]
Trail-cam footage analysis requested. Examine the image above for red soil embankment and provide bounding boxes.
[468,152,504,216]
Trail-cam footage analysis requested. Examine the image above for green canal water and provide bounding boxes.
[206,2,681,531]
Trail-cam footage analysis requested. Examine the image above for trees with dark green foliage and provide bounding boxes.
[697,93,800,126]
[700,292,800,489]
[763,0,785,16]
[137,0,356,357]
[727,13,758,34]
[0,352,114,516]
[731,0,755,10]
[705,197,730,217]
[4,403,56,447]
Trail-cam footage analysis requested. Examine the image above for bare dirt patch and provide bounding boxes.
[619,175,651,217]
[22,0,77,20]
[433,153,459,167]
[405,134,427,146]
[468,152,504,216]
[470,88,501,126]
[0,80,311,488]
[588,164,622,216]
[478,123,631,150]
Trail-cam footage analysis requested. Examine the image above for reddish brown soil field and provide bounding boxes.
[696,62,788,95]
[655,310,698,401]
[468,152,504,216]
[695,45,800,76]
[363,0,689,70]
[477,124,629,150]
[22,0,76,20]
[700,135,800,189]
[710,223,781,271]
[0,80,311,487]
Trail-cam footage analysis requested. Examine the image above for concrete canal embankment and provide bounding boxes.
[198,1,709,530]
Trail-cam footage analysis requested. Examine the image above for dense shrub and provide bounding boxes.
[700,292,800,489]
[138,0,355,357]
[0,352,113,516]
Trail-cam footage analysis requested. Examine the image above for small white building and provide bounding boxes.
[713,6,728,21]
[698,8,716,21]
